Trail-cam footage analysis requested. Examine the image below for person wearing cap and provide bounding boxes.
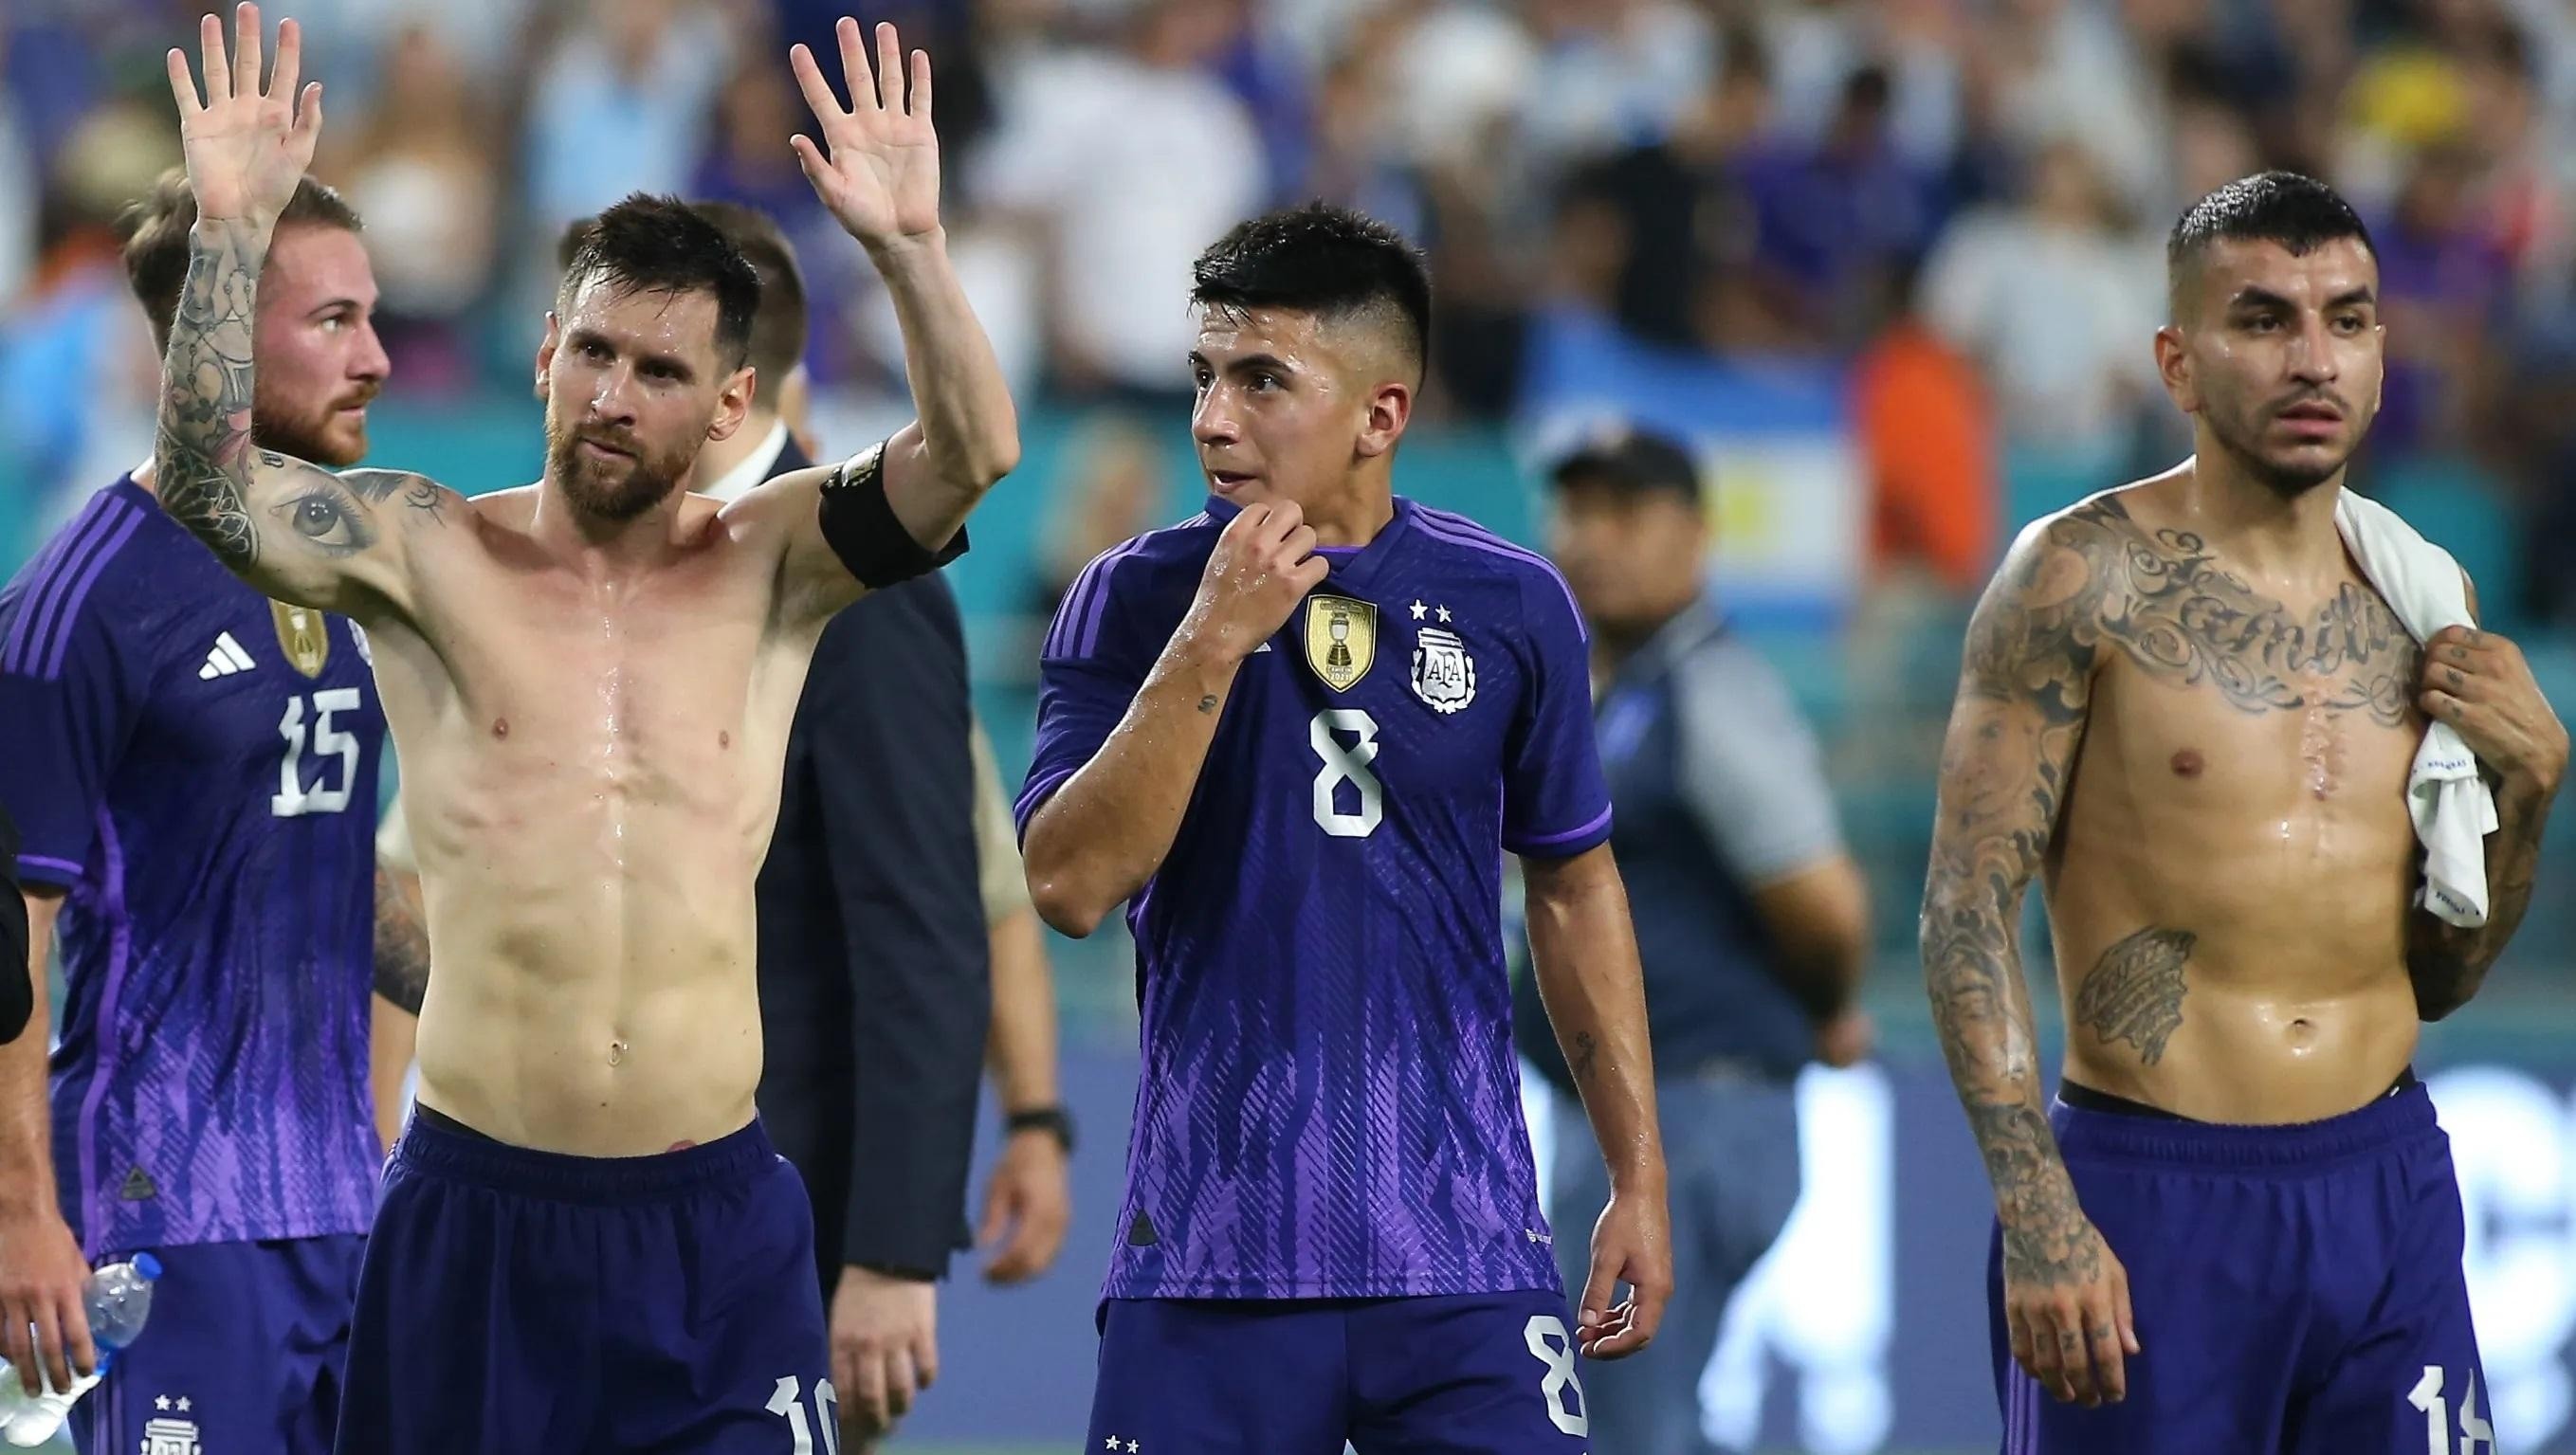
[1512,425,1872,1453]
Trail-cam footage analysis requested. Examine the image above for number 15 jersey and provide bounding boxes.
[0,476,386,1258]
[1016,495,1614,1301]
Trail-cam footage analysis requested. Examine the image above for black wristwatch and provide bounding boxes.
[1005,1105,1075,1155]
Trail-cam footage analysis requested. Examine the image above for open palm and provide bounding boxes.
[790,19,942,249]
[166,3,322,227]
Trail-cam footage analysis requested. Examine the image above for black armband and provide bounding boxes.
[816,440,969,590]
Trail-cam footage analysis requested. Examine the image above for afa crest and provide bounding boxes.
[269,600,329,679]
[1411,627,1476,714]
[1304,595,1377,691]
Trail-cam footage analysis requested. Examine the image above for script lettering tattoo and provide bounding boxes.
[2073,926,2195,1065]
[2096,521,2416,725]
[155,223,265,569]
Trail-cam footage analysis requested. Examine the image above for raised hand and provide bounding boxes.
[165,2,321,228]
[790,19,942,251]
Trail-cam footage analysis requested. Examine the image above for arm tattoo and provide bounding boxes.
[373,865,432,1016]
[1568,1030,1600,1085]
[2408,781,2552,1019]
[1197,694,1218,714]
[155,221,266,570]
[1924,506,2116,1288]
[2072,926,2194,1065]
[155,227,432,583]
[403,479,448,525]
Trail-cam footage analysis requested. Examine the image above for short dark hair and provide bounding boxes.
[555,193,760,372]
[1190,202,1432,381]
[2166,171,2376,318]
[119,168,366,353]
[686,202,807,393]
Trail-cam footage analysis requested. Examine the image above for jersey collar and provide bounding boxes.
[1199,493,1415,596]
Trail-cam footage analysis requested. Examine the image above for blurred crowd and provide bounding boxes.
[6,0,2576,603]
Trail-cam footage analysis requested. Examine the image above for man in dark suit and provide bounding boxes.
[673,202,993,1445]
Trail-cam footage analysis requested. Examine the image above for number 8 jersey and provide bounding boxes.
[0,476,387,1258]
[1016,495,1614,1300]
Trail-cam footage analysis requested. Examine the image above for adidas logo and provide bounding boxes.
[197,632,255,680]
[119,1165,157,1202]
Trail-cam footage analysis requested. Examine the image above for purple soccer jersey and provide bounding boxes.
[1017,496,1614,1300]
[0,478,386,1257]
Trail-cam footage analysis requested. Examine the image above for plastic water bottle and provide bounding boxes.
[0,1252,161,1446]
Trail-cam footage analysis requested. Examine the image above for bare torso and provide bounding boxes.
[369,486,822,1155]
[2044,477,2426,1123]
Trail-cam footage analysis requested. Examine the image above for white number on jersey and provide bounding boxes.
[1523,1314,1589,1436]
[766,1374,842,1455]
[2408,1365,2494,1455]
[1309,709,1383,838]
[271,687,364,818]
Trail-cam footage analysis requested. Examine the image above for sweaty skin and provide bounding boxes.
[2030,470,2425,1122]
[378,482,832,1155]
[153,9,1014,1156]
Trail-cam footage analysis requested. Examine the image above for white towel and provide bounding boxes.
[2333,490,2497,927]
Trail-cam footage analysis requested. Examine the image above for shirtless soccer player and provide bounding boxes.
[1924,170,2564,1452]
[154,9,1016,1451]
[1019,204,1671,1453]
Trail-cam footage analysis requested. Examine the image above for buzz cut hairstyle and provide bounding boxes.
[1189,202,1433,384]
[554,192,761,373]
[2166,171,2376,321]
[119,167,366,354]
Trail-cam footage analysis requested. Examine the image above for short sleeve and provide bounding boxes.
[1014,542,1159,840]
[1502,568,1613,858]
[1672,643,1845,884]
[0,581,145,887]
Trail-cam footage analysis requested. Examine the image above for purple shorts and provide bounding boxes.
[333,1108,829,1455]
[1991,1079,2486,1453]
[1088,1288,1596,1453]
[70,1234,364,1455]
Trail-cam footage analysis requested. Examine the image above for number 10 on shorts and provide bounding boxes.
[766,1375,840,1454]
[2408,1366,2494,1455]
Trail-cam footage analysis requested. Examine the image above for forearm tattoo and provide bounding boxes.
[155,222,265,569]
[1928,495,2429,1278]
